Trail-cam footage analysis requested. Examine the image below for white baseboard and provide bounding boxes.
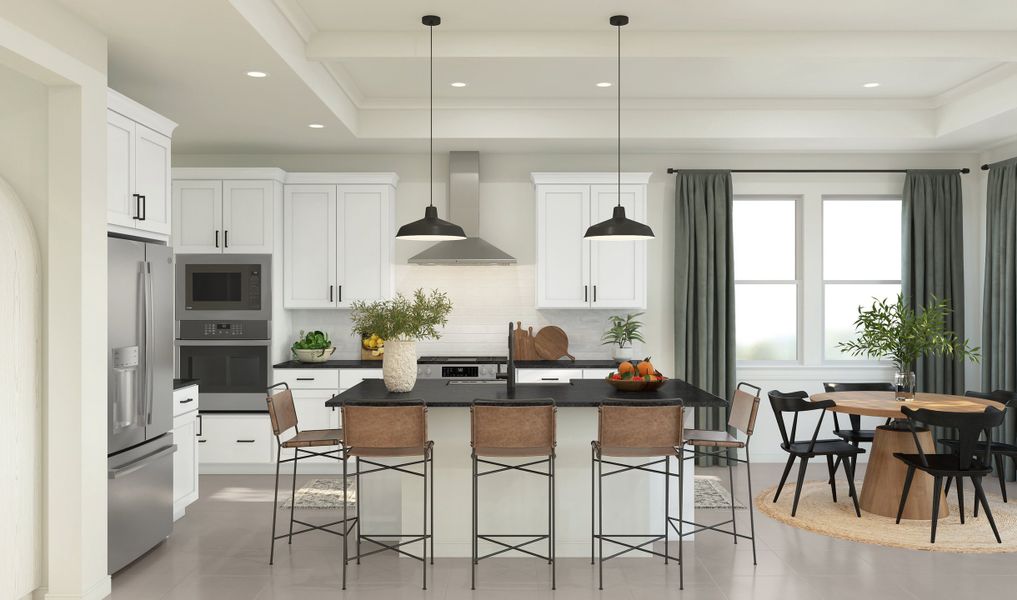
[40,576,111,600]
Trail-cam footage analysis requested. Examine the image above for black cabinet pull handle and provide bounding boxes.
[593,285,597,302]
[179,398,194,404]
[197,414,202,436]
[236,439,256,443]
[541,377,560,381]
[139,195,147,221]
[198,439,206,443]
[132,193,142,220]
[296,377,314,381]
[338,285,342,303]
[224,230,229,248]
[584,285,588,302]
[329,285,334,302]
[215,230,220,248]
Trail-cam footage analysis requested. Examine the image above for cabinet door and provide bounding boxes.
[134,124,172,235]
[223,180,274,254]
[536,185,590,308]
[336,185,392,306]
[197,414,273,464]
[589,184,647,309]
[284,185,337,308]
[107,111,137,228]
[173,180,223,253]
[172,412,199,517]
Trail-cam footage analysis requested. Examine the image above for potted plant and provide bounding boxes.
[291,330,335,363]
[350,289,453,392]
[601,312,645,361]
[837,294,979,400]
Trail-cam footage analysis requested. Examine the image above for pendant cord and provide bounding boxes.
[616,22,621,208]
[429,22,434,208]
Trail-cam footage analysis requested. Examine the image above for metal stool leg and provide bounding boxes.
[729,455,739,543]
[269,445,281,565]
[288,447,298,543]
[550,454,556,590]
[664,453,670,564]
[678,447,684,591]
[423,449,428,590]
[430,447,435,565]
[342,450,348,591]
[590,444,595,565]
[355,456,361,564]
[746,447,758,565]
[597,449,603,591]
[471,453,477,590]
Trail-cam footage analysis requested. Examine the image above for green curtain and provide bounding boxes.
[902,170,966,396]
[982,157,1017,481]
[674,171,736,466]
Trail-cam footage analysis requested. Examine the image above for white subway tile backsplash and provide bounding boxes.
[286,264,644,360]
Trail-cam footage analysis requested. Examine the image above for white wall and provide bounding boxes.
[0,63,45,600]
[176,150,986,460]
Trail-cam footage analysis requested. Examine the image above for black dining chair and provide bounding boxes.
[940,390,1017,503]
[769,390,864,517]
[822,382,894,487]
[894,405,1007,544]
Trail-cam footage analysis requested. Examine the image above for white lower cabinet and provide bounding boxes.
[172,385,200,520]
[197,413,273,465]
[516,367,617,382]
[581,368,615,380]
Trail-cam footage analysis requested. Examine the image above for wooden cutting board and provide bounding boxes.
[533,326,576,361]
[513,322,538,360]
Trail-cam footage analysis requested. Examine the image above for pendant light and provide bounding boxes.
[396,15,468,241]
[584,15,654,241]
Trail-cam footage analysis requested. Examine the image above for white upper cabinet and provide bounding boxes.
[282,174,396,309]
[533,173,650,309]
[172,169,281,254]
[106,90,176,240]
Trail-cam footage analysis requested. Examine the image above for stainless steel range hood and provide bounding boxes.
[408,151,516,265]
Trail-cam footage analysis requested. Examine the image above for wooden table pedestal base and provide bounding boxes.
[859,426,949,520]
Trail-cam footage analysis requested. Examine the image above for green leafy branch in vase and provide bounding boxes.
[349,288,453,342]
[601,312,646,348]
[836,293,980,371]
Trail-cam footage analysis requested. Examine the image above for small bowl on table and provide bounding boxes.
[292,347,336,364]
[606,372,668,392]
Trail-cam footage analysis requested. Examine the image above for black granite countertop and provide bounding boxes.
[326,378,726,409]
[513,360,620,369]
[173,378,199,390]
[274,360,383,369]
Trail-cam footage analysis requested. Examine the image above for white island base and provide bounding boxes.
[357,407,696,558]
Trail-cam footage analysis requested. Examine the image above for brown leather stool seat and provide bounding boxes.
[470,400,557,590]
[592,401,685,590]
[339,400,433,591]
[682,430,745,449]
[282,429,343,448]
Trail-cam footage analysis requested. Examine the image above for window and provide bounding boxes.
[822,197,902,360]
[733,198,798,361]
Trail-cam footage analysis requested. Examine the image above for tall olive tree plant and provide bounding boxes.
[837,294,979,384]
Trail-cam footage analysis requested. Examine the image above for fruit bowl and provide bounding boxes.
[605,371,668,392]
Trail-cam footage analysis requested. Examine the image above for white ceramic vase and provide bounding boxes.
[613,345,634,361]
[383,339,418,392]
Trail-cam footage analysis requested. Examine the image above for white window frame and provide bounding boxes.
[733,195,803,366]
[732,176,904,375]
[820,195,903,364]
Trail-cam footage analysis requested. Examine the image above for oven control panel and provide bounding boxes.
[177,320,269,340]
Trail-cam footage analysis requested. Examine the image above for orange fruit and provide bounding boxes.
[637,358,655,377]
[618,361,635,375]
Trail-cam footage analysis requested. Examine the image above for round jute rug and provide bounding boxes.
[756,481,1017,553]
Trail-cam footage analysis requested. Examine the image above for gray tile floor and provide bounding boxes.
[112,464,1017,599]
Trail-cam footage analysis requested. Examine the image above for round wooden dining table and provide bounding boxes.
[809,391,1005,520]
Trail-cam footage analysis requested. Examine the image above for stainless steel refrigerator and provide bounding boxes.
[108,236,175,573]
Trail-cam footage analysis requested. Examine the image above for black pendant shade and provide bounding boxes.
[396,14,468,242]
[396,205,467,241]
[584,205,654,240]
[584,15,654,241]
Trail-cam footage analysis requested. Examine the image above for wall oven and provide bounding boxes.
[176,254,271,321]
[175,320,271,412]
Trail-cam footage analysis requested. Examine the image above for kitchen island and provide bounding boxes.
[327,378,726,557]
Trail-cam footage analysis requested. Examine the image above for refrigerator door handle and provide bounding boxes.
[108,444,177,479]
[143,261,155,425]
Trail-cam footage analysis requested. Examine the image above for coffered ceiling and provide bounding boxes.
[60,0,1017,154]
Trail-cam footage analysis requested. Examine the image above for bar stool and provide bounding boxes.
[266,382,347,565]
[339,400,433,590]
[470,399,557,590]
[592,400,684,590]
[680,382,762,564]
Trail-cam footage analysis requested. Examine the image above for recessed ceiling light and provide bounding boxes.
[308,123,325,129]
[863,82,880,88]
[450,82,467,88]
[246,70,268,78]
[596,82,613,88]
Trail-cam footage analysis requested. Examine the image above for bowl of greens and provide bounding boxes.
[291,330,335,363]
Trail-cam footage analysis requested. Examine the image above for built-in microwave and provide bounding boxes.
[175,254,271,321]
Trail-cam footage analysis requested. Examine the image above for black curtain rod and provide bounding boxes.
[666,168,971,174]
[981,164,990,170]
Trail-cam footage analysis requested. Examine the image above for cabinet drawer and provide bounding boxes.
[173,385,199,417]
[339,368,383,390]
[274,368,339,391]
[582,368,615,380]
[516,369,584,384]
[197,414,272,464]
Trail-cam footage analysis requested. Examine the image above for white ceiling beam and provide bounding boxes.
[306,31,1017,60]
[937,69,1017,135]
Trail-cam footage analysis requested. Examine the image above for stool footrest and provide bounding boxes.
[350,533,431,563]
[595,534,681,563]
[476,534,550,562]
